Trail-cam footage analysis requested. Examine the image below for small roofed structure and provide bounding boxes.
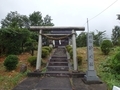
[30,26,85,71]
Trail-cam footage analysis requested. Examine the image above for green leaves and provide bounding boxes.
[1,11,28,28]
[111,26,120,46]
[100,40,113,55]
[1,11,54,29]
[0,11,54,55]
[76,30,107,47]
[0,27,30,55]
[76,32,87,47]
[100,50,120,89]
[4,55,19,71]
[93,30,106,46]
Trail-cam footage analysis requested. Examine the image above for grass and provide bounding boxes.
[0,50,50,90]
[77,47,120,90]
[0,71,28,90]
[99,72,120,90]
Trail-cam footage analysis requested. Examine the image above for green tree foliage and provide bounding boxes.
[100,40,113,55]
[43,15,54,26]
[111,26,120,46]
[0,11,54,55]
[1,11,29,28]
[0,27,30,55]
[29,11,54,46]
[4,55,19,71]
[76,32,87,47]
[1,11,54,29]
[24,38,37,56]
[29,11,43,26]
[117,14,120,20]
[76,30,106,47]
[92,30,106,46]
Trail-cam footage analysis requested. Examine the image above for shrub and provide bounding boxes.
[4,55,19,71]
[100,51,120,74]
[42,46,51,52]
[77,55,82,65]
[101,40,113,55]
[112,52,120,73]
[69,49,73,59]
[28,56,46,67]
[42,49,49,58]
[49,47,53,52]
[28,56,37,67]
[66,45,71,49]
[67,46,72,53]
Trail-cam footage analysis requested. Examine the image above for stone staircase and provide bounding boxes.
[46,46,70,77]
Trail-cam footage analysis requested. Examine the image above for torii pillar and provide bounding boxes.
[36,30,42,70]
[72,30,78,71]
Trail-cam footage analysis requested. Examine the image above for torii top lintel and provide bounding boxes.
[30,26,85,31]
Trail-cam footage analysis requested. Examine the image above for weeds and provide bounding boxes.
[0,71,28,90]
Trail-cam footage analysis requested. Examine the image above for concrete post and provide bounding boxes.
[84,33,100,82]
[72,30,78,71]
[36,30,42,70]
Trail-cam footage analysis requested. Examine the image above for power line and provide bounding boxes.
[83,0,118,26]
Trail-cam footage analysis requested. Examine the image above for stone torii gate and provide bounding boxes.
[30,26,85,71]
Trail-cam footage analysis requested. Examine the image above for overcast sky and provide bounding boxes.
[0,0,120,38]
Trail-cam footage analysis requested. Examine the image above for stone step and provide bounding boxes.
[51,56,67,59]
[46,71,70,73]
[47,66,69,71]
[34,88,72,90]
[50,59,68,62]
[52,55,67,57]
[46,71,70,77]
[48,62,68,66]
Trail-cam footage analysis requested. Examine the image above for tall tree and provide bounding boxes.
[0,27,30,55]
[76,32,87,47]
[43,15,54,26]
[117,14,120,20]
[1,11,29,28]
[111,26,120,45]
[92,30,106,46]
[0,11,54,55]
[29,11,43,26]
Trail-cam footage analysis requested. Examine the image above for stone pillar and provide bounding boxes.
[36,30,42,70]
[72,30,78,71]
[84,33,100,82]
